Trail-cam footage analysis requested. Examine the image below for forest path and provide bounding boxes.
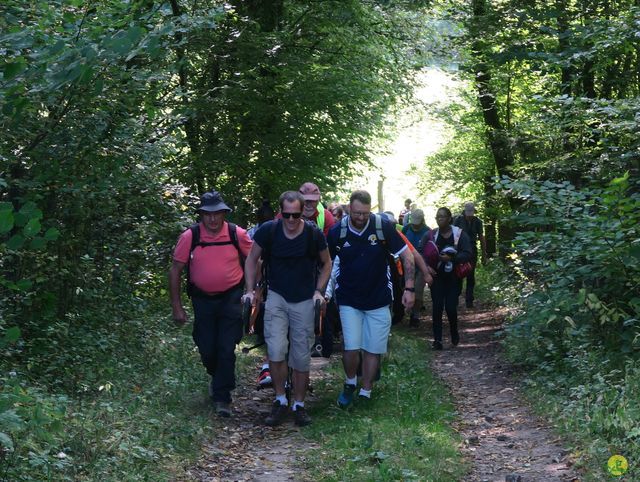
[183,304,583,481]
[182,358,332,481]
[429,303,582,481]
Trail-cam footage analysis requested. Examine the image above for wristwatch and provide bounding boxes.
[404,287,415,292]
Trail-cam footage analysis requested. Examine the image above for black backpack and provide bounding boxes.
[185,222,244,298]
[260,219,323,288]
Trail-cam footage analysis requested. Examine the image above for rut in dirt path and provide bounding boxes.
[429,304,581,482]
[182,357,332,482]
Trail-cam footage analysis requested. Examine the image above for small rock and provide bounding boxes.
[505,475,522,482]
[497,434,509,441]
[484,415,495,423]
[467,435,480,446]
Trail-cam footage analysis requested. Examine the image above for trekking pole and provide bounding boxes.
[314,299,322,336]
[242,297,252,334]
[241,340,265,354]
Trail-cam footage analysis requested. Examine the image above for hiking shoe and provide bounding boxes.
[432,340,443,350]
[215,401,231,418]
[257,367,272,387]
[265,401,288,426]
[293,406,312,426]
[337,383,356,408]
[466,300,473,309]
[409,316,420,327]
[451,331,460,346]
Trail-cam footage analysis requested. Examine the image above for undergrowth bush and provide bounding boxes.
[496,174,640,478]
[1,297,217,481]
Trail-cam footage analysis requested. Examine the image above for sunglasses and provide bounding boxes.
[281,212,302,219]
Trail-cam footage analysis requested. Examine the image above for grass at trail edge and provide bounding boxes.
[300,328,466,481]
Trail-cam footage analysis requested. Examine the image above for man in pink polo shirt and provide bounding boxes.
[169,190,252,418]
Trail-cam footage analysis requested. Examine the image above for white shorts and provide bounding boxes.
[339,305,391,354]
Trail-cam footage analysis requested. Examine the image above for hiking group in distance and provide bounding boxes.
[169,183,488,425]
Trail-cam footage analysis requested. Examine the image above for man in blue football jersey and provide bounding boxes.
[327,190,415,407]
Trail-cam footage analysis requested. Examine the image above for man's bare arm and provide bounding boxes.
[242,243,263,304]
[400,248,415,287]
[169,260,187,324]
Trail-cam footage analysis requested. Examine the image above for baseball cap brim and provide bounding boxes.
[301,194,320,201]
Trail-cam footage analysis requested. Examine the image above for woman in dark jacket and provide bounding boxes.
[422,207,472,350]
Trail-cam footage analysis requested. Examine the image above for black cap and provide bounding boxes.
[197,190,232,213]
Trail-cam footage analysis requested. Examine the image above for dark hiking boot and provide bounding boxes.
[265,401,288,426]
[432,340,443,350]
[215,402,231,418]
[451,331,460,346]
[293,406,312,426]
[409,315,420,327]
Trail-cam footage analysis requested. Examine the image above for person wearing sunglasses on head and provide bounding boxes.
[243,191,332,427]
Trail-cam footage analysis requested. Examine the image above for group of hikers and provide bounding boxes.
[169,182,487,426]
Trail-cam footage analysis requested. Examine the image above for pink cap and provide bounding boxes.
[299,182,321,201]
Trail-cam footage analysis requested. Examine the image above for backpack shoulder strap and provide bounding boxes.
[305,222,321,259]
[185,223,200,298]
[452,225,462,247]
[227,222,245,268]
[374,214,385,243]
[261,219,280,262]
[336,216,349,252]
[189,223,200,255]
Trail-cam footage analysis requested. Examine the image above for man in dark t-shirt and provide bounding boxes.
[453,201,488,308]
[327,190,416,408]
[243,191,332,427]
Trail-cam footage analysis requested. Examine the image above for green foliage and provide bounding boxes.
[0,1,436,479]
[494,174,640,477]
[303,330,466,481]
[499,174,640,363]
[172,0,428,219]
[0,303,219,481]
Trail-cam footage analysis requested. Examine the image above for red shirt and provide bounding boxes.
[173,222,252,293]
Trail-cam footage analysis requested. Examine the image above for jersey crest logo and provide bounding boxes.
[368,234,378,245]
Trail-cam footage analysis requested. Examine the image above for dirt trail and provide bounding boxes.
[184,305,582,481]
[182,358,332,482]
[428,304,581,481]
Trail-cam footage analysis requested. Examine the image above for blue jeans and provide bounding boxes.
[191,286,243,403]
[430,275,461,344]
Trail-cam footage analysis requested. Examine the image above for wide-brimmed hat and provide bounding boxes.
[197,190,232,212]
[299,182,321,201]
